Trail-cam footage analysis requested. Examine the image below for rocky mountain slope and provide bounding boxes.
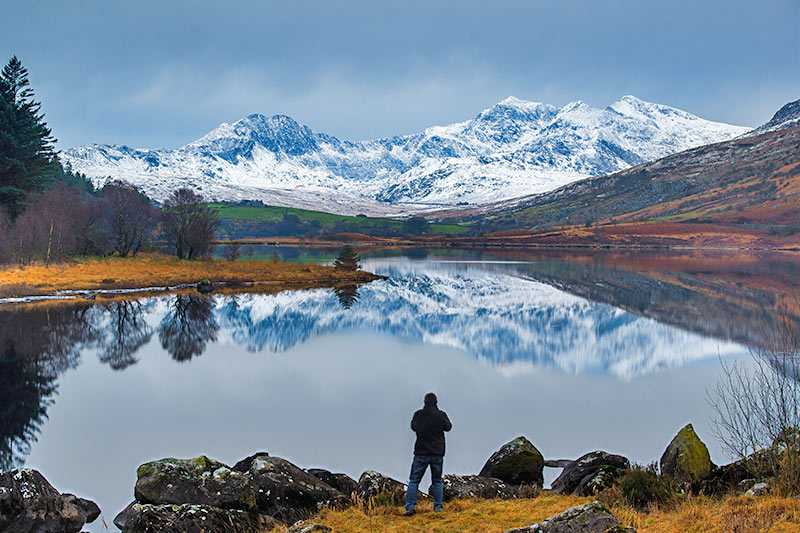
[446,100,799,235]
[62,96,746,215]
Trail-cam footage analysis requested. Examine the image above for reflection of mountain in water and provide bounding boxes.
[217,261,739,379]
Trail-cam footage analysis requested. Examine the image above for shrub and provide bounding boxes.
[617,463,678,511]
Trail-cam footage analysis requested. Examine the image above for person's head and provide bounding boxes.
[424,392,437,407]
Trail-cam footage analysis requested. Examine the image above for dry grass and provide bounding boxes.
[0,253,380,298]
[302,494,800,532]
[615,495,800,532]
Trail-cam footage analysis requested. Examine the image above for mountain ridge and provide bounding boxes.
[63,96,747,215]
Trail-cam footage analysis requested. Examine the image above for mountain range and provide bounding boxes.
[62,96,747,215]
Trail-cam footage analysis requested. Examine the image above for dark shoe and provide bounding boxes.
[404,509,416,516]
[434,506,444,513]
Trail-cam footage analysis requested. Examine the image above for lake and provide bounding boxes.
[2,247,798,531]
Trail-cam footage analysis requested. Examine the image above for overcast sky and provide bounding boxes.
[3,0,798,149]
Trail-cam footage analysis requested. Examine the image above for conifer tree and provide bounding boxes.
[334,245,360,271]
[0,55,60,217]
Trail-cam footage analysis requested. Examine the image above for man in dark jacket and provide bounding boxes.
[404,392,452,515]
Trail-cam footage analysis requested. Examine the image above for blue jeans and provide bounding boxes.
[404,454,444,512]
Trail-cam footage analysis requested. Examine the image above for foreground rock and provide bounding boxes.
[121,454,349,530]
[114,502,278,533]
[305,469,358,497]
[551,451,630,496]
[505,501,634,533]
[355,471,425,505]
[480,436,545,487]
[247,456,350,524]
[660,424,714,486]
[135,456,258,510]
[442,475,519,501]
[698,458,753,496]
[0,469,100,533]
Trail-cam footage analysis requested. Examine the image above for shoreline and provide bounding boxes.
[0,253,382,302]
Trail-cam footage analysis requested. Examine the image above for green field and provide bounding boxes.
[209,203,470,236]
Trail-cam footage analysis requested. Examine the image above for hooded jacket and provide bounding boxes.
[411,397,452,456]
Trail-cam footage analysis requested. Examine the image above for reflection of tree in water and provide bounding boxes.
[158,295,219,362]
[96,301,153,370]
[334,284,360,309]
[0,304,97,470]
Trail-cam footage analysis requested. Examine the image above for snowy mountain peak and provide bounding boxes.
[62,96,749,215]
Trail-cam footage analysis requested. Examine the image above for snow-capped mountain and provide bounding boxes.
[63,96,748,215]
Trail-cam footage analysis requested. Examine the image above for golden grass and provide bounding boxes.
[302,495,800,533]
[313,494,590,533]
[0,253,380,298]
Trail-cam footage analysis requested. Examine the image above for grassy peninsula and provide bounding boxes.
[0,253,380,299]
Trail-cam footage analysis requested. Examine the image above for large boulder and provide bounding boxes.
[113,502,278,533]
[479,436,545,487]
[551,451,630,496]
[442,475,519,501]
[505,501,635,533]
[247,456,350,524]
[660,424,714,486]
[0,469,100,533]
[134,456,258,511]
[305,469,358,497]
[354,470,424,506]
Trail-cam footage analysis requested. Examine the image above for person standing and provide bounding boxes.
[404,392,452,515]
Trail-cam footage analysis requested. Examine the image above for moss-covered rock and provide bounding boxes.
[660,423,714,485]
[479,436,545,487]
[134,456,258,511]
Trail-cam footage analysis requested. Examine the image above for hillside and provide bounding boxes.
[211,202,469,239]
[437,101,800,248]
[62,96,746,215]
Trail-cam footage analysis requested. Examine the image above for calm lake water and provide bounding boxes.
[2,247,798,531]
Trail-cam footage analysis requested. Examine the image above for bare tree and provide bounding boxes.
[101,180,157,257]
[709,315,800,490]
[161,188,219,259]
[10,184,105,264]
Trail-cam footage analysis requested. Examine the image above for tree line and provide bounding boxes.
[0,55,219,264]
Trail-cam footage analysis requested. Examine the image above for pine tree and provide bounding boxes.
[333,245,360,271]
[0,56,60,218]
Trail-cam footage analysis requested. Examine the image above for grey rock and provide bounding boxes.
[113,502,278,533]
[354,470,424,506]
[745,482,769,497]
[551,451,630,496]
[442,475,518,501]
[505,501,634,533]
[232,451,270,473]
[480,436,545,487]
[305,469,358,497]
[288,521,333,533]
[134,456,258,511]
[0,469,100,533]
[247,456,350,524]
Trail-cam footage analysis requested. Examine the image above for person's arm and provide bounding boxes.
[411,411,420,432]
[441,411,452,432]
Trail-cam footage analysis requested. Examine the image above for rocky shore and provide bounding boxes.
[0,423,780,532]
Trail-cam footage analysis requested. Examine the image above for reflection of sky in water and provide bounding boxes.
[14,254,750,531]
